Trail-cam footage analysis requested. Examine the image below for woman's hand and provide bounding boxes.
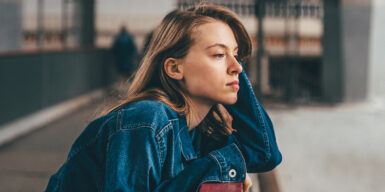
[244,173,252,192]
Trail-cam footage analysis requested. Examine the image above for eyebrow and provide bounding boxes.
[205,43,238,51]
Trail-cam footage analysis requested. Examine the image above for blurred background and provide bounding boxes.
[0,0,384,191]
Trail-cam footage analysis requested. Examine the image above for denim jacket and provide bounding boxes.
[45,71,282,192]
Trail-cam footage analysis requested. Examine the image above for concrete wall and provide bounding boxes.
[0,0,22,52]
[323,0,372,103]
[0,49,116,126]
[341,0,372,102]
[369,0,385,98]
[322,0,344,102]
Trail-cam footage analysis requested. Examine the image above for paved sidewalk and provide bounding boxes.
[270,97,385,192]
[0,99,104,192]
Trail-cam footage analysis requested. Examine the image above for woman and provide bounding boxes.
[45,5,281,192]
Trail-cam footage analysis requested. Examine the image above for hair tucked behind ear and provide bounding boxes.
[102,5,251,139]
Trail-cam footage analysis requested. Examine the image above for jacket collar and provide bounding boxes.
[178,116,198,161]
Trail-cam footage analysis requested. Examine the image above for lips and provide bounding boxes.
[226,80,239,90]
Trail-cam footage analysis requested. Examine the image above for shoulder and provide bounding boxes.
[113,100,182,132]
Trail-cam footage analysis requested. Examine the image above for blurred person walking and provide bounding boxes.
[111,26,138,78]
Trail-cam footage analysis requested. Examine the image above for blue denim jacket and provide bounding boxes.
[45,71,282,192]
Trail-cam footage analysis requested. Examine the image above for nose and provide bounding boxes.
[228,55,243,75]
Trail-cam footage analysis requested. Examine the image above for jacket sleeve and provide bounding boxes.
[104,127,247,192]
[224,71,282,173]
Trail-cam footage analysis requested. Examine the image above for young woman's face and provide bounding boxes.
[180,21,243,106]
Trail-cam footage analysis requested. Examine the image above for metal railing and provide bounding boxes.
[177,0,323,18]
[177,0,324,103]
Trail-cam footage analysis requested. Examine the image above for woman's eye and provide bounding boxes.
[214,54,225,58]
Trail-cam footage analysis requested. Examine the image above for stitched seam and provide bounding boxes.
[156,134,165,167]
[157,117,179,139]
[169,118,179,122]
[179,136,185,160]
[107,126,155,141]
[245,74,271,161]
[177,123,187,136]
[258,107,271,161]
[232,143,247,175]
[214,149,230,180]
[154,119,178,167]
[178,124,189,157]
[156,119,178,137]
[208,153,223,179]
[156,121,173,139]
[120,122,156,130]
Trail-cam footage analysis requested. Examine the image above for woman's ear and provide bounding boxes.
[164,58,184,80]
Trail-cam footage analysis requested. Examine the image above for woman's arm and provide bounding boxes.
[225,71,282,172]
[104,128,247,192]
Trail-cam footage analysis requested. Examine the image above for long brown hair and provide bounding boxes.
[104,5,251,138]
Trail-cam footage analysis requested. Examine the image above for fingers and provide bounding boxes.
[243,173,253,192]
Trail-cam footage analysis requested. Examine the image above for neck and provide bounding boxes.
[186,97,213,131]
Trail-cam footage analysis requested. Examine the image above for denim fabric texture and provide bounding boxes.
[45,71,282,192]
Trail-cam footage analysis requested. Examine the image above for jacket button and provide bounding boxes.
[229,169,237,178]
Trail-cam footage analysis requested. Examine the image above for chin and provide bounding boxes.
[220,97,238,105]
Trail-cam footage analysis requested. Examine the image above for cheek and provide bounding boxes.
[184,73,211,93]
[182,57,227,95]
[185,66,222,88]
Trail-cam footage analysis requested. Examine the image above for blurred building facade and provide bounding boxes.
[1,0,384,128]
[0,0,115,131]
